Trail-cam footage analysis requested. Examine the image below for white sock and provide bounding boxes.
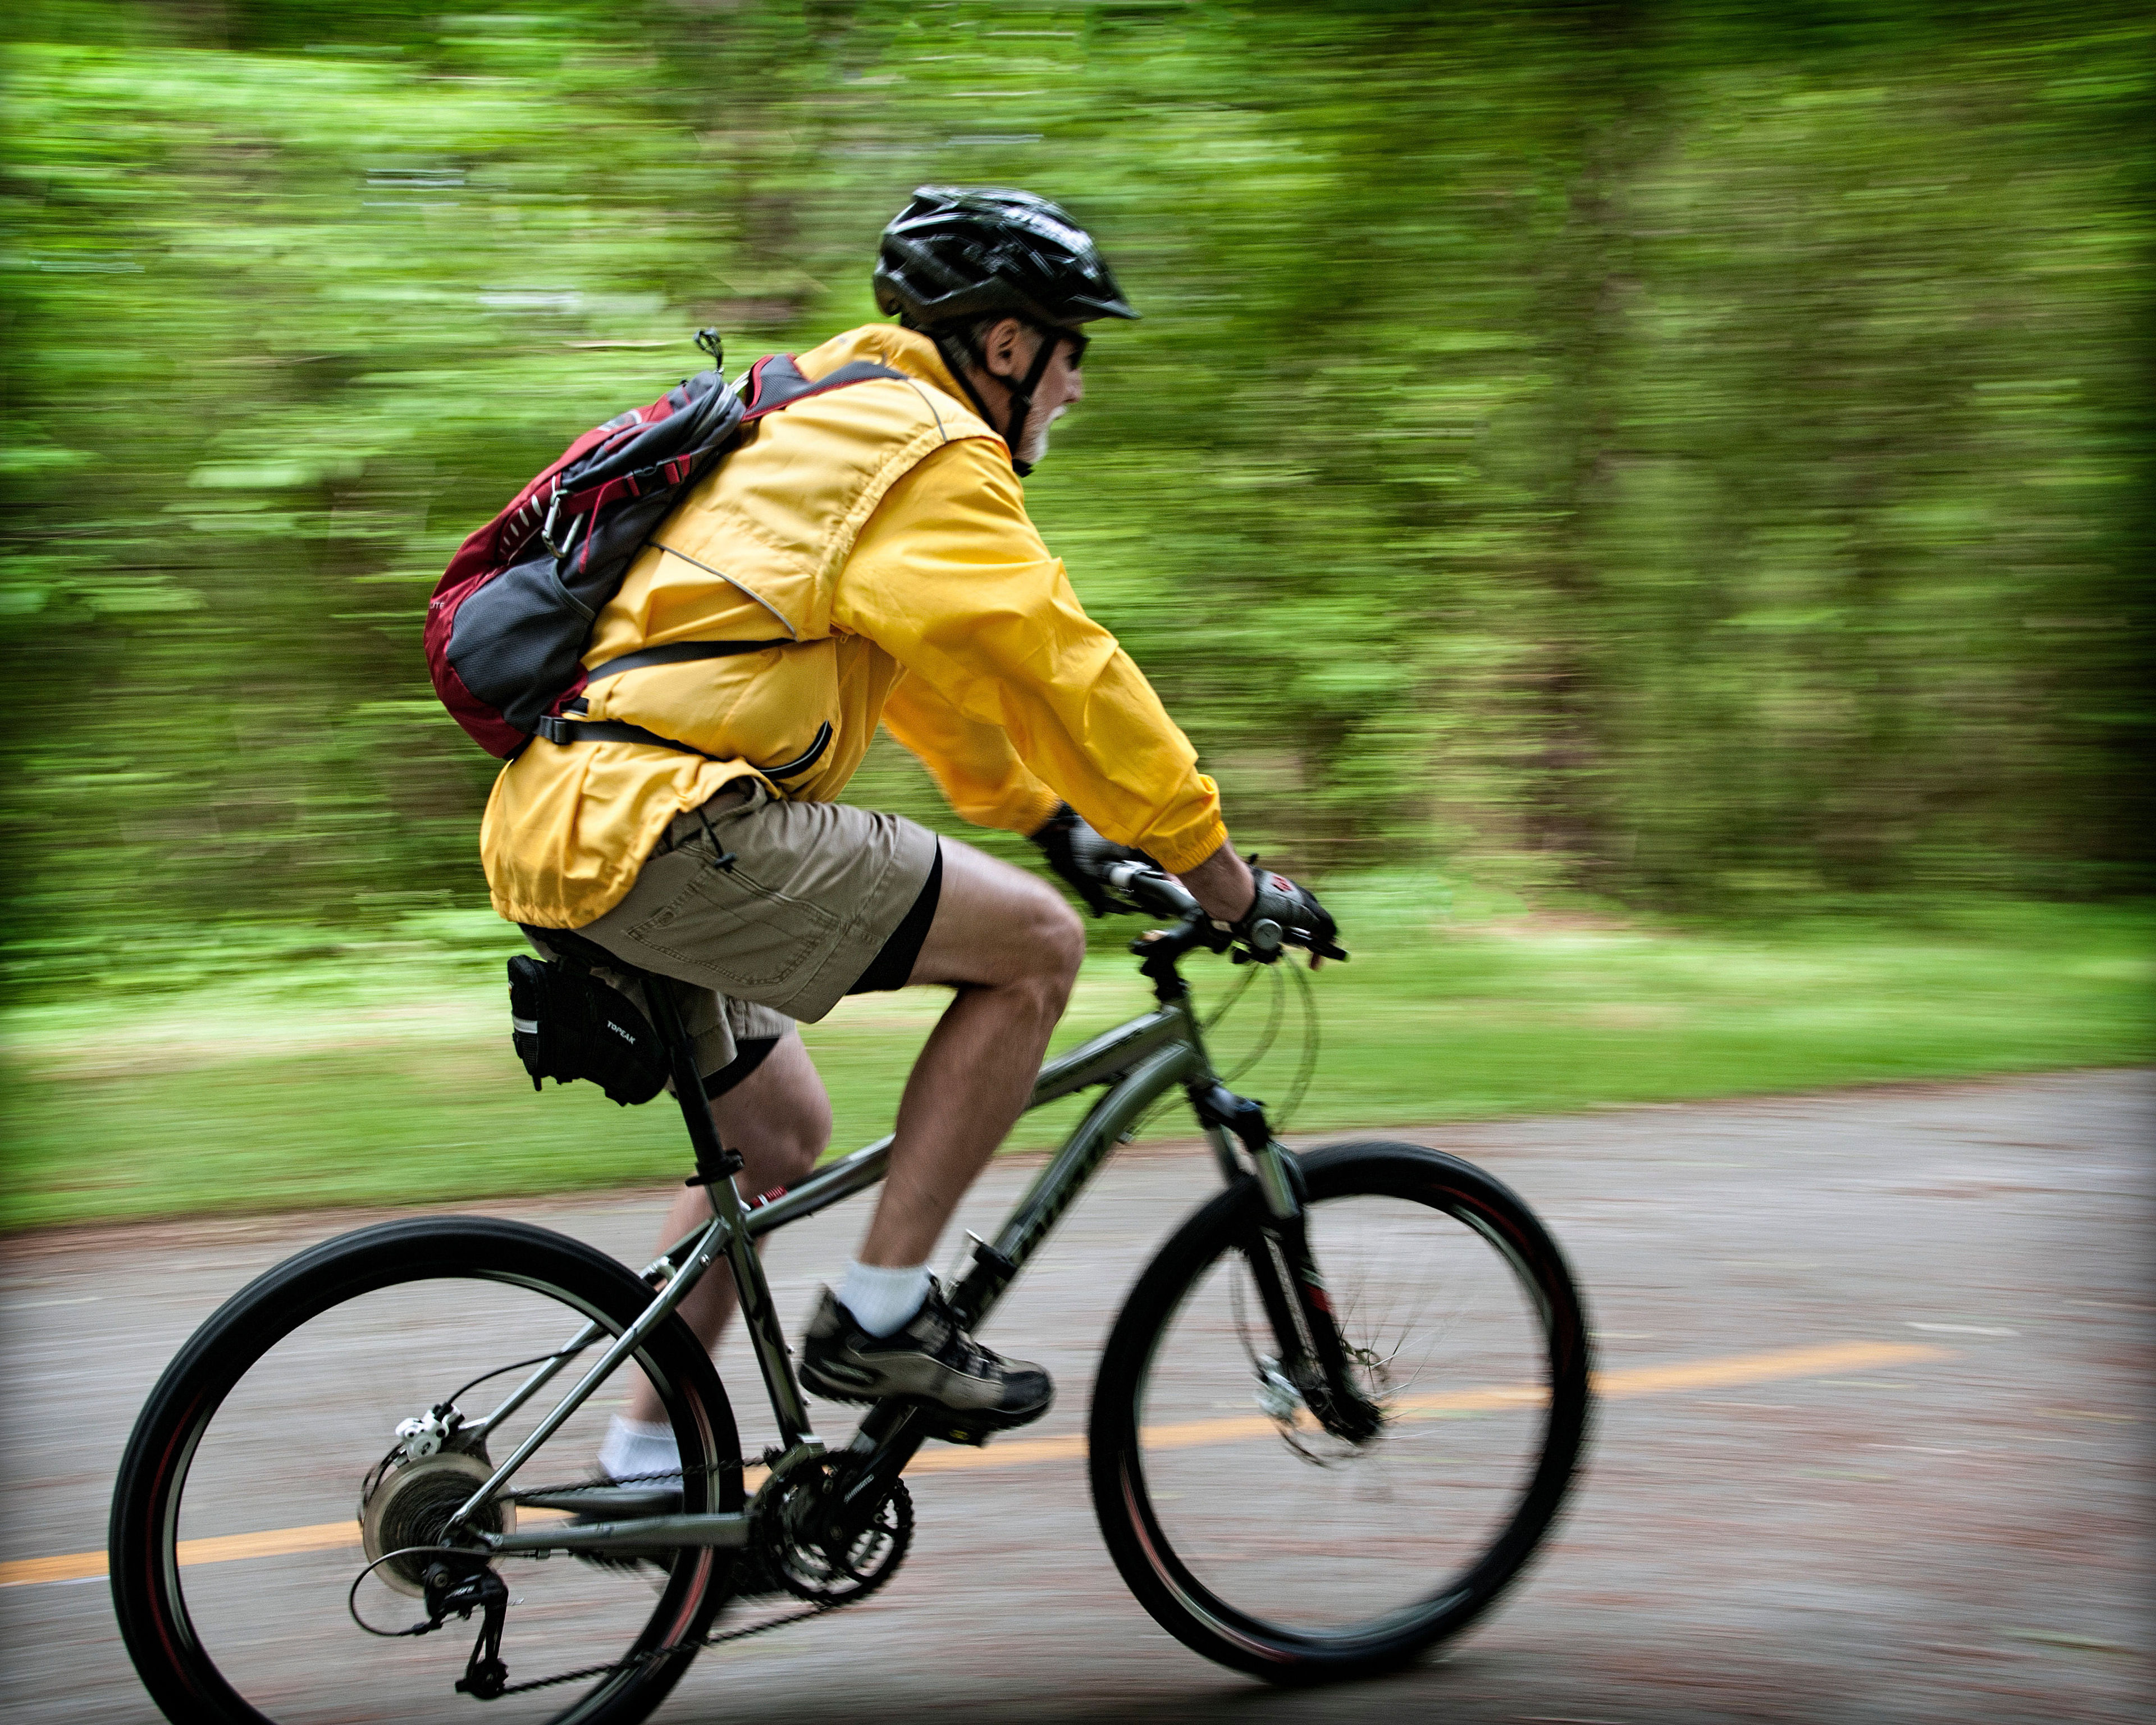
[838,1259,932,1338]
[598,1414,677,1482]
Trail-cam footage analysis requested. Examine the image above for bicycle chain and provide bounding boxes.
[501,1462,709,1502]
[479,1459,842,1699]
[486,1596,838,1698]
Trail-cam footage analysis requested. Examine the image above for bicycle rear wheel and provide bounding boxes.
[1089,1141,1590,1681]
[109,1216,742,1725]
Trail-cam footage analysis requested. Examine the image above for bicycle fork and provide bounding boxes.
[1194,1082,1383,1444]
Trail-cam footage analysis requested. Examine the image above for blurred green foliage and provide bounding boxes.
[4,1,2151,994]
[6,887,2147,1229]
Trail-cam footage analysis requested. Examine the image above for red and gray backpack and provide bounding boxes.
[424,331,899,760]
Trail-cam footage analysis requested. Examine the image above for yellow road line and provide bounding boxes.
[1597,1339,1943,1398]
[906,1338,1949,1473]
[4,1522,362,1589]
[1,1339,1949,1589]
[3,1508,574,1590]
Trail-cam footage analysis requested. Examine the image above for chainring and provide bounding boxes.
[359,1450,515,1597]
[751,1455,912,1606]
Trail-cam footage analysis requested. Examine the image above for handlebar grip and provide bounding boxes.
[1104,860,1199,919]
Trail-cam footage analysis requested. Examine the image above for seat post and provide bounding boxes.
[637,970,739,1188]
[633,959,821,1449]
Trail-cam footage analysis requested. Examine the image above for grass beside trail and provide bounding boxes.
[2,886,2148,1231]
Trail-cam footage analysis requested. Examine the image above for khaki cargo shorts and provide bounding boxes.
[529,782,939,1083]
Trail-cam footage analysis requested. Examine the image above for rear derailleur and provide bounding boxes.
[411,1555,511,1701]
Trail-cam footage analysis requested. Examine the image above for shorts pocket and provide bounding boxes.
[625,859,841,994]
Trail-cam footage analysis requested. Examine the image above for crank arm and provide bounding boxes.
[833,1400,929,1537]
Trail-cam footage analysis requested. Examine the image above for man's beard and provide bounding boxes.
[1018,401,1069,468]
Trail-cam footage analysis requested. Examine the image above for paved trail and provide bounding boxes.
[3,1072,2149,1724]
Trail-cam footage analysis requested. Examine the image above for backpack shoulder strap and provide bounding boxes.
[581,637,791,684]
[531,713,834,780]
[740,354,906,421]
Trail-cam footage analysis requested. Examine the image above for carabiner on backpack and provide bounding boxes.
[540,485,585,562]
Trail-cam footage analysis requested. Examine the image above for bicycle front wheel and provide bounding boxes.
[1089,1141,1591,1681]
[109,1216,742,1725]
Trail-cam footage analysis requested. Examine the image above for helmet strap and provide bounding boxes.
[933,327,995,419]
[933,321,1064,480]
[1001,327,1063,479]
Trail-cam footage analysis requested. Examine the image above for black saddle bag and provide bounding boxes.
[506,953,667,1107]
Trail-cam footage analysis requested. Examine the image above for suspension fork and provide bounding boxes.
[1193,1082,1383,1443]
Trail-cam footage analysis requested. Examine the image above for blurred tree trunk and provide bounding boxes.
[1525,0,1659,890]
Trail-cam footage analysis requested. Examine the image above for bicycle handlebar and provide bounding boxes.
[1104,859,1202,921]
[1100,859,1348,965]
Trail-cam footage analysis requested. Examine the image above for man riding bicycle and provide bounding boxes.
[481,186,1338,1486]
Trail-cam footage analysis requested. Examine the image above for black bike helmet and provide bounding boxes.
[874,185,1139,333]
[874,187,1136,474]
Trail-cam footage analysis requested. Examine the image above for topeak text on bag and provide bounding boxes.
[506,955,668,1107]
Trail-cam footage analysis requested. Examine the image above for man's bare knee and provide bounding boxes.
[911,839,1088,993]
[712,1031,829,1186]
[1034,893,1085,992]
[746,1107,825,1186]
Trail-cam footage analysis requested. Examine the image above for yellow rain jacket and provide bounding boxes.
[481,323,1227,928]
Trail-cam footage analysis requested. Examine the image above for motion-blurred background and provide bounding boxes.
[3,1,2149,1227]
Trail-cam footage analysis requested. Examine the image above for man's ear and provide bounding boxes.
[980,316,1029,381]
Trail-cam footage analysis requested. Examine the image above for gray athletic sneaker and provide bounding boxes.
[798,1285,1053,1430]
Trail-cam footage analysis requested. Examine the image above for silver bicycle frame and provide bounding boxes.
[467,993,1240,1555]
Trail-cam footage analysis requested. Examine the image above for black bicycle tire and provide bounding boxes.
[1088,1140,1592,1683]
[108,1215,743,1725]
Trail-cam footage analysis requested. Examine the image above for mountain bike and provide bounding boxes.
[109,860,1592,1725]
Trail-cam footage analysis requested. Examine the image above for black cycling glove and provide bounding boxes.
[1030,802,1153,916]
[1220,865,1345,964]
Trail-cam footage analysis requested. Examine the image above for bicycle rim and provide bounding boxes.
[113,1220,739,1725]
[1096,1143,1589,1673]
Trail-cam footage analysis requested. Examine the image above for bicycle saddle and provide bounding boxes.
[520,922,642,978]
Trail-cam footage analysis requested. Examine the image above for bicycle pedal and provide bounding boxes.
[913,1409,995,1447]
